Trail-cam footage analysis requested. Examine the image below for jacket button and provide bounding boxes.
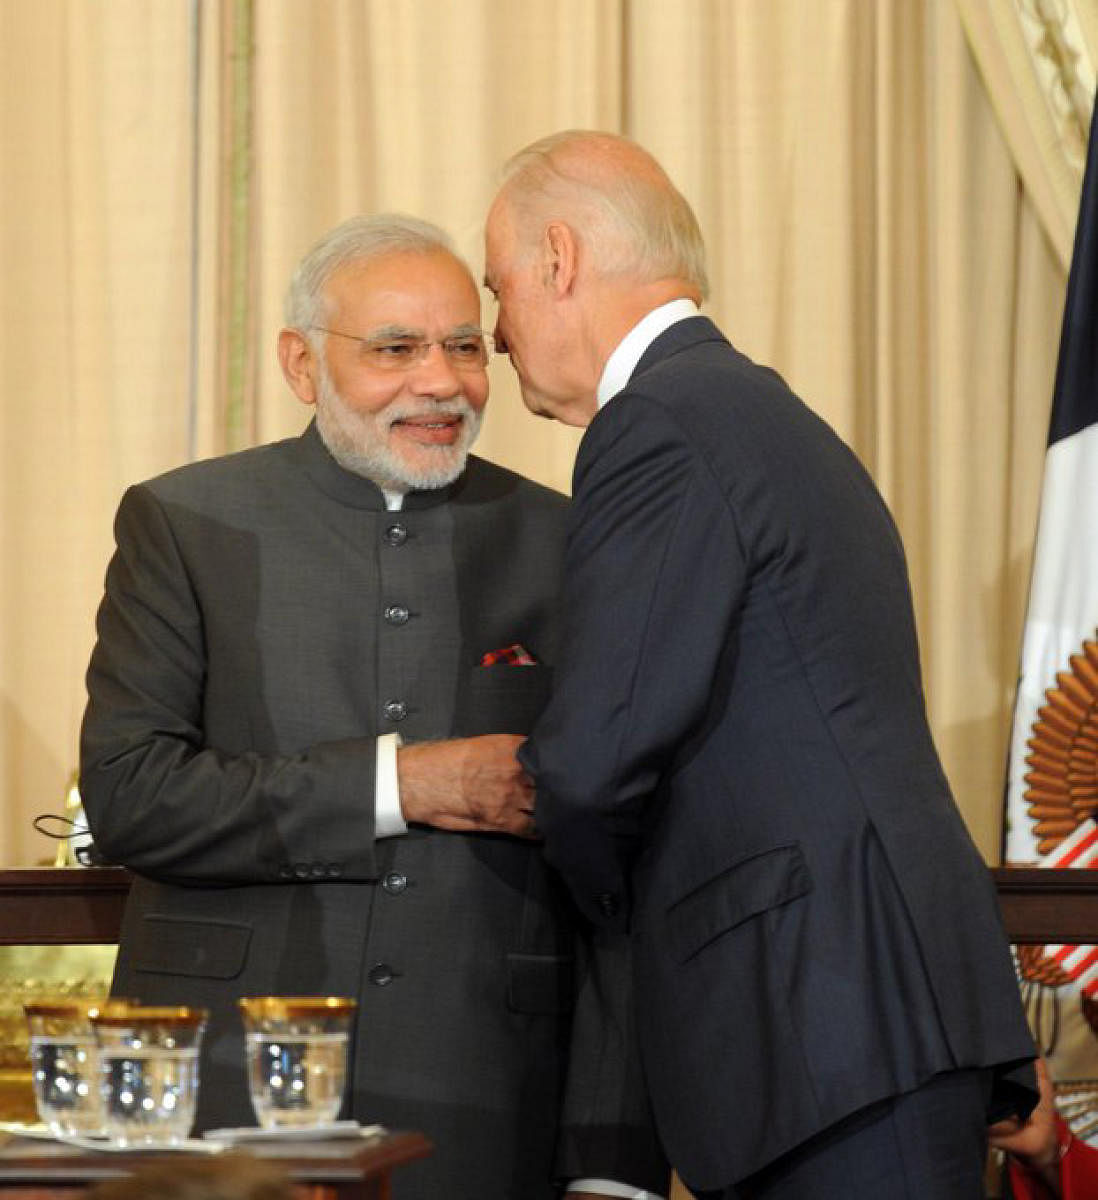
[277,864,293,879]
[326,863,343,878]
[293,862,311,879]
[368,963,395,986]
[597,892,620,917]
[384,523,408,547]
[383,699,407,722]
[383,872,408,895]
[384,604,410,626]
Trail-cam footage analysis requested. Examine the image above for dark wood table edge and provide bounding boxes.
[0,868,131,946]
[0,1129,433,1185]
[991,867,1098,943]
[2,865,1098,947]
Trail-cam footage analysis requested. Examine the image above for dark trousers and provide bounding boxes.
[694,1068,993,1200]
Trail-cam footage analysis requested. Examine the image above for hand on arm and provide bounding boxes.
[397,734,538,838]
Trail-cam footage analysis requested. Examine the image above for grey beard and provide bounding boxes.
[314,366,482,492]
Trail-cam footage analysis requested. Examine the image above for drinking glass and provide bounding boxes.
[24,999,108,1136]
[238,996,356,1129]
[90,1004,207,1147]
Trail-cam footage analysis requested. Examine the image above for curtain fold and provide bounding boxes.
[957,0,1097,270]
[0,0,1069,872]
[0,1,197,864]
[624,0,1066,856]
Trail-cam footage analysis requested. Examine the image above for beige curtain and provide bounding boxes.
[957,0,1097,271]
[0,0,1069,876]
[0,1,198,864]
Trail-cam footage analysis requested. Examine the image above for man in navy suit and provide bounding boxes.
[484,131,1037,1199]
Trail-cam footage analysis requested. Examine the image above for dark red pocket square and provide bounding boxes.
[480,643,538,667]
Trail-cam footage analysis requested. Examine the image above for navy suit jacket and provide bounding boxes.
[522,317,1036,1191]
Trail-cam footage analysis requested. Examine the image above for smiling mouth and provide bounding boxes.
[396,416,460,427]
[392,415,463,443]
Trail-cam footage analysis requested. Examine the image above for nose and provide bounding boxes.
[408,342,462,397]
[492,317,509,356]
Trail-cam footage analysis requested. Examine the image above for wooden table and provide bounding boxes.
[990,867,1098,943]
[0,1129,432,1198]
[3,867,1097,947]
[0,870,130,946]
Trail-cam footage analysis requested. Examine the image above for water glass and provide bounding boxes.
[24,999,108,1136]
[238,996,356,1129]
[90,1004,207,1147]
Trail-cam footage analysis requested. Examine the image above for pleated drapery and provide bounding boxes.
[0,1,1074,875]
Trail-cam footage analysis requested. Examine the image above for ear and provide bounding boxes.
[278,328,319,407]
[542,222,579,298]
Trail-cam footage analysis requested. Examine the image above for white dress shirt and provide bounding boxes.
[596,297,701,410]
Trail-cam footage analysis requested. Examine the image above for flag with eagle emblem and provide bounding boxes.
[1005,88,1098,1145]
[1006,88,1098,862]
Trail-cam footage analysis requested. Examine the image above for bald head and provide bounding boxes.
[495,130,708,300]
[484,131,708,426]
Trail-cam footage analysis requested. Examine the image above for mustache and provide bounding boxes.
[381,398,477,427]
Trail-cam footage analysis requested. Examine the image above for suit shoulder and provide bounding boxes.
[129,436,300,506]
[618,336,848,466]
[634,336,795,414]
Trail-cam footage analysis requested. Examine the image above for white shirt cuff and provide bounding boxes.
[566,1181,664,1199]
[374,733,407,838]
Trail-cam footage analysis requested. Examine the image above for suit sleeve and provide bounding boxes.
[555,926,671,1193]
[521,395,746,927]
[79,484,382,885]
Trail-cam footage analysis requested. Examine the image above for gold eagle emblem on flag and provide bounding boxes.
[1024,633,1098,856]
[1019,633,1098,1039]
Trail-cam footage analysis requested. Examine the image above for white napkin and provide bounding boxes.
[202,1120,385,1143]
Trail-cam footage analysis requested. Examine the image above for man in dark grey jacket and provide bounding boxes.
[80,214,666,1200]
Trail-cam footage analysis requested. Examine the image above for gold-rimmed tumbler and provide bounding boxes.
[90,1004,207,1147]
[24,999,108,1136]
[238,996,356,1129]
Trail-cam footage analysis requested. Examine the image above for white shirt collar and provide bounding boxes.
[596,297,700,409]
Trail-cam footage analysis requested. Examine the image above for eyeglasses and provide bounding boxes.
[311,327,491,372]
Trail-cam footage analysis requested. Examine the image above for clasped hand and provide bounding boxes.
[397,734,538,838]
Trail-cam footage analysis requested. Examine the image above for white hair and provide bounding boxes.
[500,130,709,300]
[284,213,465,335]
